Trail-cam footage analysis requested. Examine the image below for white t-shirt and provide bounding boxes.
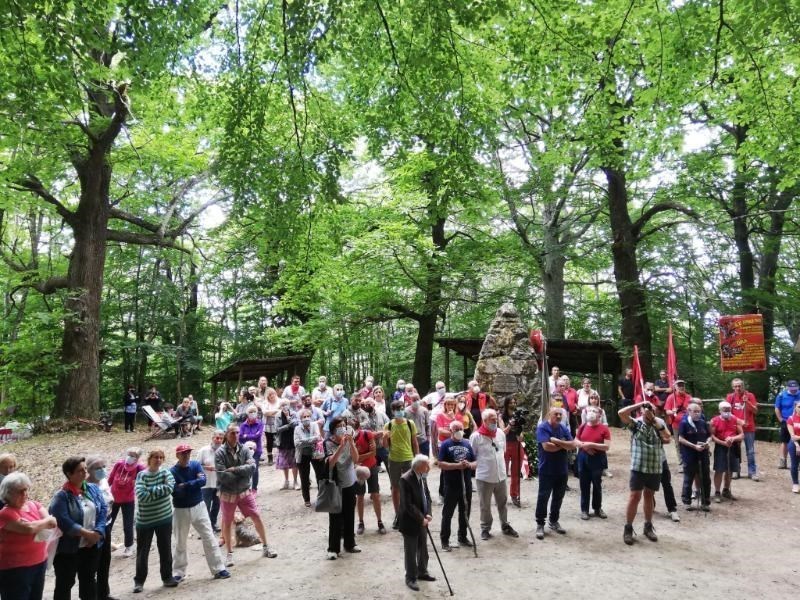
[577,388,596,410]
[469,430,507,483]
[198,445,218,489]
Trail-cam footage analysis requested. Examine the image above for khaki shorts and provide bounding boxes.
[388,459,411,489]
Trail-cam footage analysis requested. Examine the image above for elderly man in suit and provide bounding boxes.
[398,454,436,592]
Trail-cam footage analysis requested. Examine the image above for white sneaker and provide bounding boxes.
[293,480,300,490]
[326,552,337,560]
[603,470,613,478]
[792,484,799,494]
[225,552,234,567]
[281,480,290,490]
[122,546,134,558]
[669,511,681,522]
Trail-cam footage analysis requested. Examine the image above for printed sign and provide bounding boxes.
[718,314,767,372]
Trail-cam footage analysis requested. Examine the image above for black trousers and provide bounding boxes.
[440,477,471,543]
[110,501,135,548]
[124,411,136,431]
[682,452,711,505]
[97,520,113,600]
[661,460,678,512]
[53,546,100,600]
[403,528,430,583]
[135,523,172,585]
[327,484,357,553]
[578,466,603,513]
[298,454,325,503]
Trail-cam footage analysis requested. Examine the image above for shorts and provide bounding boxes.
[713,443,740,473]
[354,466,380,495]
[780,420,791,444]
[388,459,412,489]
[629,470,661,492]
[220,490,260,524]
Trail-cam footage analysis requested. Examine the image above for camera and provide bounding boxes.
[511,407,529,433]
[642,402,654,412]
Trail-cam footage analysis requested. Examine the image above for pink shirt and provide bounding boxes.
[108,460,145,503]
[0,500,48,569]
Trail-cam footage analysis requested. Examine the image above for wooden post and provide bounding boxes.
[597,352,605,401]
[444,347,450,390]
[463,354,468,391]
[236,366,243,395]
[211,381,218,404]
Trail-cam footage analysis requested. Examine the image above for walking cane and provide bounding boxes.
[461,469,478,558]
[427,527,454,596]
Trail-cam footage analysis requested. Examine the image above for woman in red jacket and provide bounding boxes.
[108,447,145,558]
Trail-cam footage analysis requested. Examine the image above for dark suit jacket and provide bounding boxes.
[398,469,432,536]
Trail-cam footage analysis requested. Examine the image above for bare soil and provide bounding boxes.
[5,425,796,599]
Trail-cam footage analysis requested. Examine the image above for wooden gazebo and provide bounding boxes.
[207,355,313,402]
[434,337,623,400]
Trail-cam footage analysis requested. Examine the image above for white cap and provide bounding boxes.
[719,401,732,411]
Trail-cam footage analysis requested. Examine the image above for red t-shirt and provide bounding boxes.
[435,412,456,442]
[727,391,757,432]
[354,430,377,469]
[0,500,49,569]
[576,423,611,451]
[787,415,800,437]
[665,392,692,426]
[564,388,579,414]
[710,415,739,442]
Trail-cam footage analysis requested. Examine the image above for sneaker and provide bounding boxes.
[214,570,231,580]
[548,521,566,535]
[594,509,607,519]
[441,541,452,552]
[377,521,387,534]
[267,455,274,466]
[357,522,365,535]
[685,504,697,512]
[701,504,711,512]
[793,484,800,494]
[749,474,760,482]
[327,552,337,560]
[457,537,473,547]
[304,501,311,507]
[133,583,143,594]
[281,480,290,490]
[669,511,681,522]
[172,575,184,583]
[225,552,234,567]
[623,524,635,545]
[163,578,179,588]
[779,457,788,469]
[714,492,722,503]
[345,546,362,553]
[122,546,134,558]
[262,545,277,558]
[212,526,222,534]
[722,489,737,501]
[379,465,386,473]
[678,465,684,474]
[535,525,545,540]
[732,472,740,480]
[580,511,590,520]
[643,522,658,542]
[691,490,697,500]
[480,530,491,540]
[392,516,399,530]
[605,470,613,478]
[293,480,300,490]
[501,524,519,538]
[511,496,521,507]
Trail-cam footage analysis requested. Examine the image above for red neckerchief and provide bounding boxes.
[62,481,86,496]
[477,423,496,438]
[291,383,300,394]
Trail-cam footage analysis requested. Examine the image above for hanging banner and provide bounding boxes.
[718,314,767,372]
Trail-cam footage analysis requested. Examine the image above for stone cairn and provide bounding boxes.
[473,303,541,417]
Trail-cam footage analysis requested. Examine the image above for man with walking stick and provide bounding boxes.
[398,454,437,592]
[438,420,477,553]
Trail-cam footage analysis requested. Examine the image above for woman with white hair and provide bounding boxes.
[108,447,145,557]
[0,472,57,600]
[325,416,360,559]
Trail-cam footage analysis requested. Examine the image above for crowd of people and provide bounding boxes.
[0,371,796,598]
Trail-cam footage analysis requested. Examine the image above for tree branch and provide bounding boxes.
[632,202,700,240]
[105,229,190,253]
[384,302,421,322]
[10,176,77,226]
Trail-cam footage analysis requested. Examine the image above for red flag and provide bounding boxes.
[666,326,678,387]
[631,345,644,402]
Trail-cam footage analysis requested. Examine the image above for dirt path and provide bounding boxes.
[6,427,796,599]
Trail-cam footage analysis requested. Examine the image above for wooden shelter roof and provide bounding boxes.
[207,355,313,384]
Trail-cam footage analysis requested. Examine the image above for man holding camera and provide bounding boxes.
[678,402,712,510]
[618,400,671,545]
[500,398,526,507]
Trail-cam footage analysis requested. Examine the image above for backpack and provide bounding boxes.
[387,419,414,442]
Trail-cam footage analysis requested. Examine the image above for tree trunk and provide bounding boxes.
[541,231,567,339]
[53,154,111,418]
[603,165,653,379]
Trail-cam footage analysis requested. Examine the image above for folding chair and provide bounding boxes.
[141,405,179,440]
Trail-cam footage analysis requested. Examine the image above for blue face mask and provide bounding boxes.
[94,468,107,480]
[394,410,405,419]
[487,423,497,432]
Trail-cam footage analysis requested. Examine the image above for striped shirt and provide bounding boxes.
[135,468,175,528]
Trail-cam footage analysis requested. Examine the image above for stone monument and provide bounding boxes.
[474,303,541,414]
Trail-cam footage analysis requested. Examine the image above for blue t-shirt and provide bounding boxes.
[775,390,800,420]
[438,438,476,489]
[677,416,710,463]
[170,460,206,509]
[536,420,572,477]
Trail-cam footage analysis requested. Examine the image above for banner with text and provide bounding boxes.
[718,314,767,372]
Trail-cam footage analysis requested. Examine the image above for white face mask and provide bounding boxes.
[645,390,653,397]
[472,386,480,394]
[452,430,464,441]
[437,388,445,397]
[721,412,732,420]
[587,411,599,424]
[302,418,311,426]
[126,456,137,465]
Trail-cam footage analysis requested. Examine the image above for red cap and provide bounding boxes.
[175,444,193,454]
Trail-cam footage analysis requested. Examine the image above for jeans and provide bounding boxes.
[681,452,711,505]
[110,501,135,548]
[376,446,389,469]
[298,454,325,503]
[202,487,220,528]
[403,529,429,583]
[440,474,471,544]
[790,441,800,485]
[135,522,173,585]
[0,560,46,600]
[419,440,430,457]
[742,431,757,476]
[661,460,678,513]
[577,458,603,513]
[328,483,357,553]
[252,452,262,490]
[53,546,100,600]
[535,472,568,526]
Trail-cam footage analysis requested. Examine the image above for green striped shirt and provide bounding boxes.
[135,468,175,528]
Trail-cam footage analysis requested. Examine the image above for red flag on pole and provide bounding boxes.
[631,345,644,402]
[666,326,678,387]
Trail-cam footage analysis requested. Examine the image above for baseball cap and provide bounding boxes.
[788,380,799,389]
[674,379,685,386]
[175,443,193,454]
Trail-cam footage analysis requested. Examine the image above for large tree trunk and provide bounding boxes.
[541,217,567,338]
[603,165,653,379]
[53,154,111,418]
